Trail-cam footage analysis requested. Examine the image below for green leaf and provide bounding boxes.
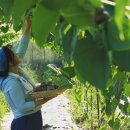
[0,8,4,19]
[62,4,94,27]
[100,128,106,130]
[60,67,75,79]
[32,5,59,46]
[41,0,75,10]
[12,0,34,30]
[89,0,102,7]
[73,32,111,89]
[0,25,9,33]
[53,75,72,88]
[124,84,130,96]
[114,0,127,32]
[107,20,130,51]
[119,103,130,116]
[0,0,13,19]
[113,81,123,100]
[113,71,126,81]
[108,119,114,128]
[109,118,120,130]
[62,25,77,63]
[114,118,120,130]
[75,91,82,103]
[112,50,130,72]
[74,88,83,103]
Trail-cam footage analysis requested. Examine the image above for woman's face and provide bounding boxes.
[14,54,21,66]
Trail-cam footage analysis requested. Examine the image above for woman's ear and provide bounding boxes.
[9,62,14,66]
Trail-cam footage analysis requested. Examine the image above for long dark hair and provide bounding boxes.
[0,45,15,77]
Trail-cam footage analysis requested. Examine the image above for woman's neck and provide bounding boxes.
[9,67,18,74]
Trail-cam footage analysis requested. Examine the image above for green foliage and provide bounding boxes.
[22,65,39,83]
[60,66,75,79]
[1,1,130,129]
[32,5,59,46]
[12,0,34,30]
[112,50,130,71]
[1,0,129,90]
[44,65,73,88]
[62,4,94,27]
[41,0,75,10]
[0,92,10,118]
[114,0,127,32]
[73,32,111,89]
[106,19,130,51]
[62,25,77,64]
[0,0,13,19]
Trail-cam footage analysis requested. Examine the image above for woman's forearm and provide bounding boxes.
[24,16,31,35]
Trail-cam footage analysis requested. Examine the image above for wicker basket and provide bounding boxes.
[29,88,67,98]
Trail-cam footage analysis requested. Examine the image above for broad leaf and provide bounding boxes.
[41,0,75,10]
[114,0,127,32]
[112,50,130,72]
[107,20,130,51]
[0,8,3,18]
[62,25,77,63]
[12,0,34,30]
[32,5,59,46]
[89,0,102,7]
[73,33,111,89]
[0,0,13,19]
[62,5,94,27]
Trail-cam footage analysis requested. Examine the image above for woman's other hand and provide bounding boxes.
[24,16,31,35]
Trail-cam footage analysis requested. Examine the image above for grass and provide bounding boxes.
[0,92,10,129]
[0,92,10,117]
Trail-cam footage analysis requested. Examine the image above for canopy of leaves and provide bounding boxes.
[0,0,130,92]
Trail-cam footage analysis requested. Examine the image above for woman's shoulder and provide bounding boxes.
[1,75,20,92]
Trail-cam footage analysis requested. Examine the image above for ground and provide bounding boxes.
[1,93,81,130]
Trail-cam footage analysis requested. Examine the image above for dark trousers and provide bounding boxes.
[11,111,43,130]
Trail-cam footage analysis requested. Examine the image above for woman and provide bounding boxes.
[0,17,50,130]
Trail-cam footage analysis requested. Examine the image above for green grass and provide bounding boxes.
[0,92,10,118]
[0,92,10,129]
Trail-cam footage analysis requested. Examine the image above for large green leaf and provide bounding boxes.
[62,25,77,63]
[41,0,75,10]
[0,8,3,19]
[114,0,127,32]
[0,0,13,19]
[89,0,102,7]
[12,0,34,30]
[107,20,130,51]
[32,5,59,46]
[112,50,130,72]
[73,33,111,89]
[62,4,94,27]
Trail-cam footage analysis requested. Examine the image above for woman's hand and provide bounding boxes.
[35,97,55,107]
[24,16,31,35]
